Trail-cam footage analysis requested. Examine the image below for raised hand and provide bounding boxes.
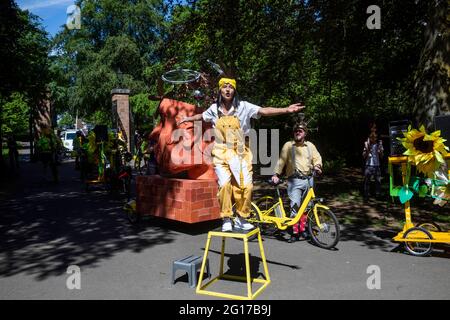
[286,103,306,113]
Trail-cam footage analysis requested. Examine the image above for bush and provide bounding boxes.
[323,156,346,174]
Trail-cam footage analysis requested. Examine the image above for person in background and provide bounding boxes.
[7,133,19,171]
[363,129,384,201]
[36,126,60,183]
[73,130,84,170]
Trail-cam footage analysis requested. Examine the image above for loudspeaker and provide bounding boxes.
[389,120,411,156]
[94,125,108,142]
[434,115,450,144]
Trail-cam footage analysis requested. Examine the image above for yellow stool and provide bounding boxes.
[196,228,270,300]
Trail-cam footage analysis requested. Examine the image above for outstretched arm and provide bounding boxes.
[258,103,305,117]
[177,113,203,126]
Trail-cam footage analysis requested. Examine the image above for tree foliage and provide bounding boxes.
[1,92,29,137]
[0,1,50,163]
[14,0,448,166]
[51,0,166,118]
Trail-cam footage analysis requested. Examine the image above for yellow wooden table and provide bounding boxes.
[196,228,270,300]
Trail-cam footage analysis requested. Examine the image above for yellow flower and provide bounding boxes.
[398,125,449,176]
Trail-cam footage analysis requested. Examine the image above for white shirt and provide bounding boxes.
[202,101,261,134]
[366,142,382,166]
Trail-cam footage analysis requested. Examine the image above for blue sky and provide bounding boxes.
[16,0,76,37]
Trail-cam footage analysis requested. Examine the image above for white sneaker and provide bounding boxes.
[234,216,255,231]
[222,218,232,232]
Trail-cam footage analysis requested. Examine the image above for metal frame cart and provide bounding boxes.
[389,155,450,256]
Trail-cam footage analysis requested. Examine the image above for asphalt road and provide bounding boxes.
[0,158,449,300]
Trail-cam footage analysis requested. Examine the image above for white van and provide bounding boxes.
[62,130,77,151]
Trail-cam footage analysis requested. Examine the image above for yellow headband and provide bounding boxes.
[218,78,236,89]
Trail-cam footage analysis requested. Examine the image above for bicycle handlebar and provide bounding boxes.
[266,178,284,186]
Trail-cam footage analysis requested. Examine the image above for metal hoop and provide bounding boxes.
[161,68,201,84]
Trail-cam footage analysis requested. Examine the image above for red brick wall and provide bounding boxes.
[136,175,221,223]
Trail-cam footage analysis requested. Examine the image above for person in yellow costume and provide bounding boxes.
[178,78,304,232]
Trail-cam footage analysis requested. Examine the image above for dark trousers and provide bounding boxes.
[364,165,381,198]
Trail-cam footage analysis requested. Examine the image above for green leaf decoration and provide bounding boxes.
[399,186,414,204]
[418,185,428,197]
[391,187,401,197]
[412,179,420,192]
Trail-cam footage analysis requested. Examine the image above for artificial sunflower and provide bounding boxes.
[398,125,449,177]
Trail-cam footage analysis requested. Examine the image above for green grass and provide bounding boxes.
[334,190,362,202]
[433,214,450,223]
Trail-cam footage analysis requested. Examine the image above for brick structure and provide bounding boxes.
[111,89,132,152]
[136,175,221,223]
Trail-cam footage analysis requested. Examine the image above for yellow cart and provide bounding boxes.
[389,155,450,256]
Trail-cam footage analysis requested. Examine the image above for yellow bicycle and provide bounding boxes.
[244,176,340,249]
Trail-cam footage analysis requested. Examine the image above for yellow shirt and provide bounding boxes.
[274,140,322,177]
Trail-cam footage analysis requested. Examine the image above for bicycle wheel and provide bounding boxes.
[231,202,261,223]
[403,227,433,257]
[307,206,340,249]
[252,196,279,235]
[161,68,201,84]
[254,196,275,214]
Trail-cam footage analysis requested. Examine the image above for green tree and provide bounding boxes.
[412,0,450,128]
[1,93,29,137]
[57,112,74,129]
[130,93,159,131]
[0,1,50,164]
[51,0,167,119]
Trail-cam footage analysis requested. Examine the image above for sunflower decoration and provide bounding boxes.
[398,125,449,177]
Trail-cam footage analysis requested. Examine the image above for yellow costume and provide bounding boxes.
[203,79,261,219]
[213,114,253,218]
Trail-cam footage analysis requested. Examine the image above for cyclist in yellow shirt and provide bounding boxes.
[271,121,322,242]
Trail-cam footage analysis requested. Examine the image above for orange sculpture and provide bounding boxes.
[149,98,216,180]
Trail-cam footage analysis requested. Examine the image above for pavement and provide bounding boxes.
[0,156,449,300]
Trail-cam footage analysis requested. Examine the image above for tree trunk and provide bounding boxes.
[413,0,450,130]
[0,103,4,171]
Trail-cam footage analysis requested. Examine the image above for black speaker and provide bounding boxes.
[434,115,450,145]
[94,125,108,142]
[389,120,411,156]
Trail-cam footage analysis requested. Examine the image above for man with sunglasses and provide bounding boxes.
[271,122,323,242]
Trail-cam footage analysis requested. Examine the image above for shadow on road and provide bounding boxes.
[0,159,180,280]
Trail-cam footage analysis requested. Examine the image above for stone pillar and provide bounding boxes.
[111,89,133,152]
[33,95,52,141]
